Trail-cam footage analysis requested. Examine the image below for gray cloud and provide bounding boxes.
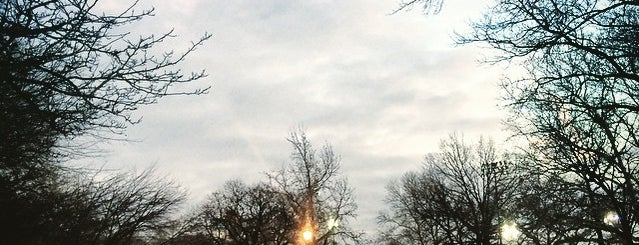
[92,0,505,235]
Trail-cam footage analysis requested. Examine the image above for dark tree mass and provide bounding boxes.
[379,136,523,244]
[1,0,210,140]
[0,0,209,244]
[195,181,295,244]
[463,0,639,243]
[382,0,639,244]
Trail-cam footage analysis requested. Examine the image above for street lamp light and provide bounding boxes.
[302,229,314,242]
[604,210,620,226]
[501,221,520,244]
[299,186,316,245]
[299,220,315,245]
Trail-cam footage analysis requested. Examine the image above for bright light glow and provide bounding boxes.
[501,222,520,242]
[604,211,620,226]
[302,230,313,241]
[327,217,339,229]
[559,105,570,123]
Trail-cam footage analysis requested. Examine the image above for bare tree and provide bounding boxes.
[1,0,210,141]
[268,129,361,244]
[378,135,522,244]
[0,167,185,245]
[459,0,639,243]
[191,180,295,245]
[0,0,209,243]
[83,168,185,244]
[378,171,452,245]
[0,0,211,175]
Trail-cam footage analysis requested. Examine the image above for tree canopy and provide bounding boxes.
[461,0,639,243]
[0,0,210,243]
[386,0,639,243]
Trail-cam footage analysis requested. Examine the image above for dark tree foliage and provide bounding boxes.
[1,168,185,245]
[192,180,295,245]
[0,0,210,141]
[391,0,639,243]
[378,136,522,245]
[0,0,210,181]
[514,163,614,244]
[0,0,209,244]
[0,67,60,229]
[458,0,639,243]
[0,0,210,179]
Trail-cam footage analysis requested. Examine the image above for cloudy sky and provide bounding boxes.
[90,0,509,235]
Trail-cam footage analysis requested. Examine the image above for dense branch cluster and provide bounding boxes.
[379,136,523,244]
[467,0,639,243]
[380,0,639,244]
[164,130,362,244]
[1,0,210,140]
[0,0,209,244]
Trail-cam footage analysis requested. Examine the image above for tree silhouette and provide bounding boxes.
[1,168,185,244]
[268,129,362,244]
[459,0,639,243]
[1,0,210,142]
[192,180,295,245]
[0,0,209,243]
[379,136,522,244]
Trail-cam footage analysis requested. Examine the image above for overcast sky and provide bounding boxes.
[90,0,508,235]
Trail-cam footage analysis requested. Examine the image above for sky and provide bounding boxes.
[89,0,508,236]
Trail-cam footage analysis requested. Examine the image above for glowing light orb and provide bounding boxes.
[604,211,620,226]
[302,230,313,241]
[501,222,520,241]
